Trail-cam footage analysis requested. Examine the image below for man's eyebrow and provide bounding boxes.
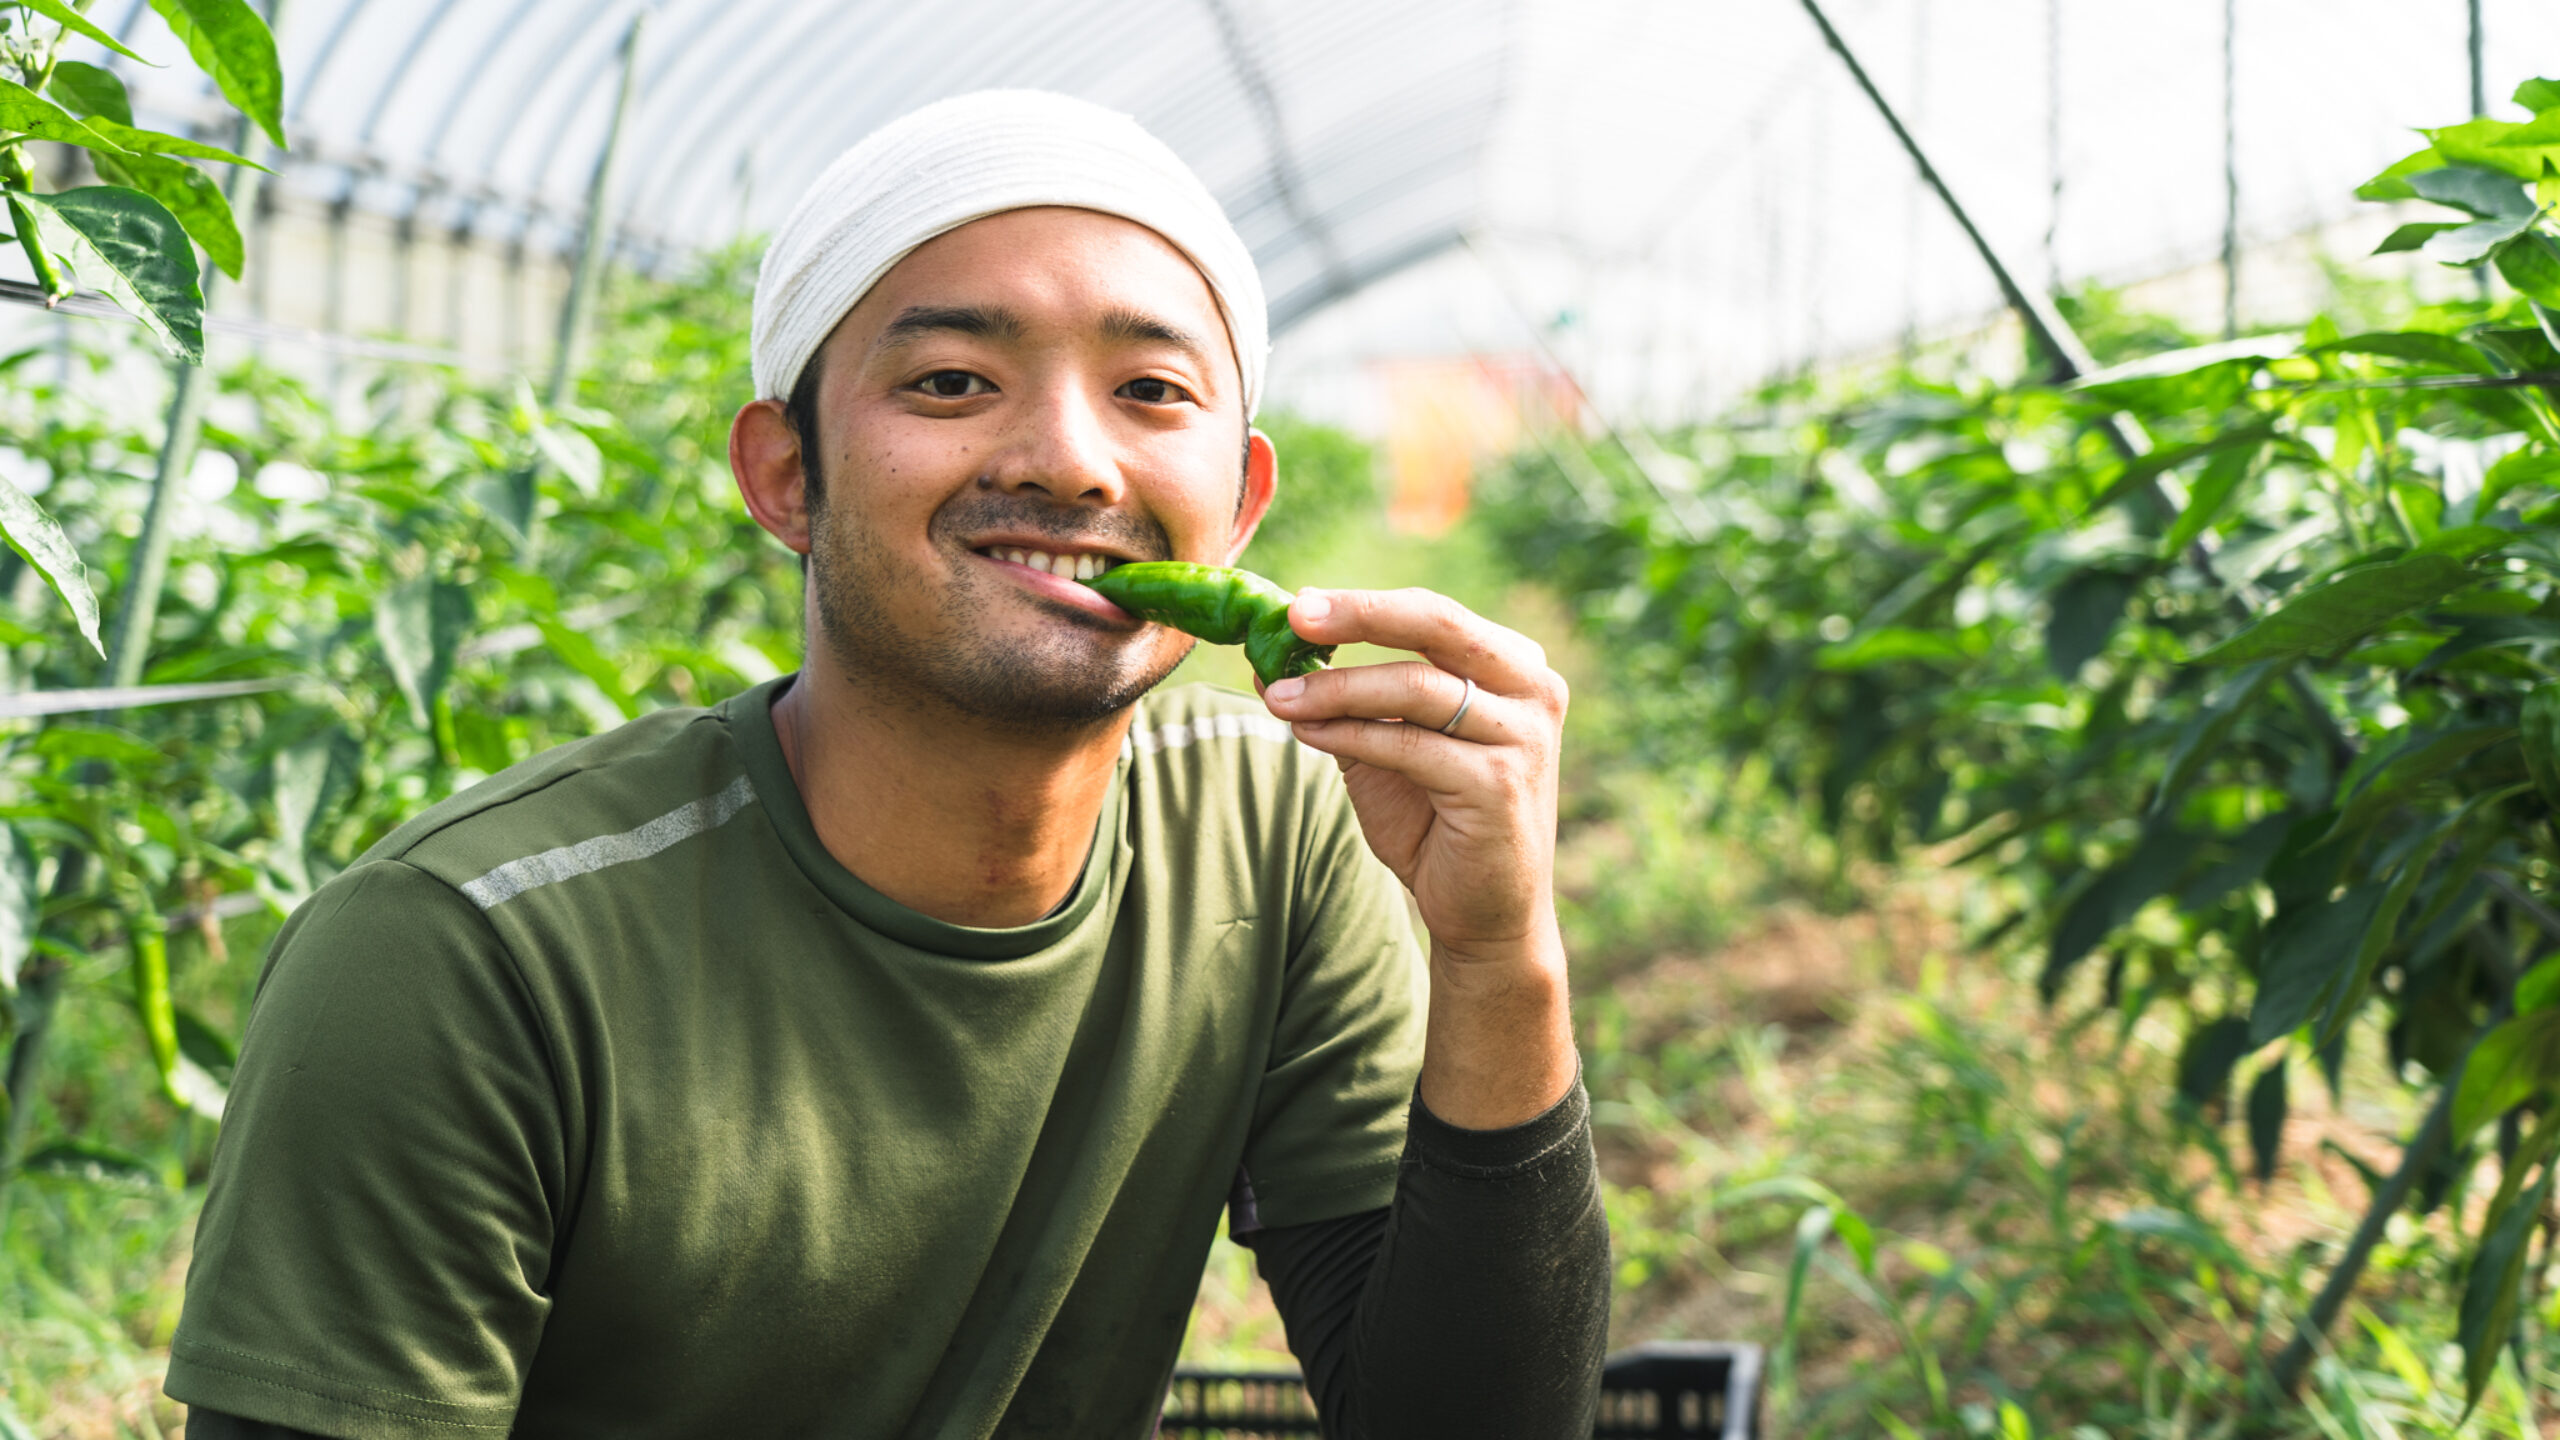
[1099,307,1211,366]
[876,305,1028,348]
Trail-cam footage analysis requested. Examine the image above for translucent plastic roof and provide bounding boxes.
[60,0,2560,420]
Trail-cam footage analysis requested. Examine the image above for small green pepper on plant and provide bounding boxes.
[1082,561,1334,687]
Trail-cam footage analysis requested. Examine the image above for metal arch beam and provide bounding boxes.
[521,2,652,202]
[627,0,1187,232]
[1137,0,1383,145]
[621,0,775,129]
[614,0,885,221]
[290,0,388,125]
[620,0,946,226]
[461,0,623,193]
[628,0,1129,227]
[419,0,549,167]
[1215,61,1495,252]
[355,0,468,146]
[1253,124,1483,284]
[1194,0,1350,293]
[1269,225,1464,333]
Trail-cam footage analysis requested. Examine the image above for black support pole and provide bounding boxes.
[2471,0,2492,301]
[1795,0,2103,387]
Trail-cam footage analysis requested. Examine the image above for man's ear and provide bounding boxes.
[1220,428,1279,565]
[731,398,813,555]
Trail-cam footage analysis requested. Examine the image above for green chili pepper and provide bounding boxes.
[1083,561,1335,687]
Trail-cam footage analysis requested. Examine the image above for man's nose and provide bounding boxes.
[982,379,1125,506]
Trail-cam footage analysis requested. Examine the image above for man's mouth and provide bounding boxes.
[972,545,1127,582]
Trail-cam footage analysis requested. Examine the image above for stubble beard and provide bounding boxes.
[805,487,1191,731]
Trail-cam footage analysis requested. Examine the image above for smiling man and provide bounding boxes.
[169,91,1608,1440]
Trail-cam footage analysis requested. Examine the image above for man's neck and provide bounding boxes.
[769,654,1131,929]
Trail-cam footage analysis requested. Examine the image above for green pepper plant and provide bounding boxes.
[1483,77,2560,1416]
[0,0,282,657]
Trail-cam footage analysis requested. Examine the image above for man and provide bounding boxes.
[171,91,1608,1439]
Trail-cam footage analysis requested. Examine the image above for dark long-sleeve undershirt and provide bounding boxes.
[190,1084,1610,1440]
[1246,1081,1611,1440]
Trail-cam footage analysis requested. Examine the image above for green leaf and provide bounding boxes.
[269,729,353,895]
[537,618,636,718]
[2524,685,2560,810]
[2457,1163,2553,1410]
[2252,884,2385,1044]
[2152,661,2278,817]
[2451,1009,2560,1138]
[2314,330,2499,374]
[2045,568,2141,677]
[1830,1205,1877,1276]
[2423,212,2537,266]
[2087,418,2281,513]
[2517,77,2560,114]
[2427,117,2560,182]
[2245,1058,2287,1183]
[18,1138,161,1188]
[1779,1202,1832,1370]
[0,75,127,150]
[9,187,203,363]
[2409,523,2519,561]
[2514,953,2560,1014]
[14,0,152,63]
[149,0,285,148]
[2175,1016,2254,1110]
[2045,821,2195,995]
[46,61,133,125]
[2194,553,2480,665]
[2327,725,2514,840]
[1815,625,1972,671]
[173,1003,235,1081]
[79,116,263,169]
[0,469,103,657]
[2314,821,2441,1046]
[2408,164,2534,219]
[374,576,473,729]
[2358,145,2446,203]
[2162,437,2262,557]
[91,150,240,279]
[2373,222,2457,255]
[2492,231,2560,308]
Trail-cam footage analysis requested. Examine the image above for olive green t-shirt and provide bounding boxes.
[165,678,1426,1440]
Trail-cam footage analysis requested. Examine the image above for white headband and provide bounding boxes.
[750,90,1269,417]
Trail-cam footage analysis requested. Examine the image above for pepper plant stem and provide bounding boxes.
[2270,1027,2475,1394]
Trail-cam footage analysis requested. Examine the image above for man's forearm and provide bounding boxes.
[1415,920,1580,1131]
[1251,1081,1611,1439]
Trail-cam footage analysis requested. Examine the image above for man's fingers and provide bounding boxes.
[1264,661,1521,744]
[1285,713,1487,793]
[1291,588,1554,698]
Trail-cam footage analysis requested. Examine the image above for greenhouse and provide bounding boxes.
[6,0,2560,1435]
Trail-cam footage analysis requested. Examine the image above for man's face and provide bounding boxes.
[780,206,1270,728]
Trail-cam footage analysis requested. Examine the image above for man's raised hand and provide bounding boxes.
[1257,587,1578,1129]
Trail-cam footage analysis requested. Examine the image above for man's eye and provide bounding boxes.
[1119,377,1190,405]
[917,371,992,398]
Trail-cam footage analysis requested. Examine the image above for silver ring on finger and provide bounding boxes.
[1437,675,1476,737]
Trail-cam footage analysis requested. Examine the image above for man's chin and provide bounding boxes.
[907,634,1191,731]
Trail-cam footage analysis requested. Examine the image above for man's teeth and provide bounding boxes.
[994,548,1110,580]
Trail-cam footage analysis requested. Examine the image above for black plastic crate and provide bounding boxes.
[1160,1340,1763,1438]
